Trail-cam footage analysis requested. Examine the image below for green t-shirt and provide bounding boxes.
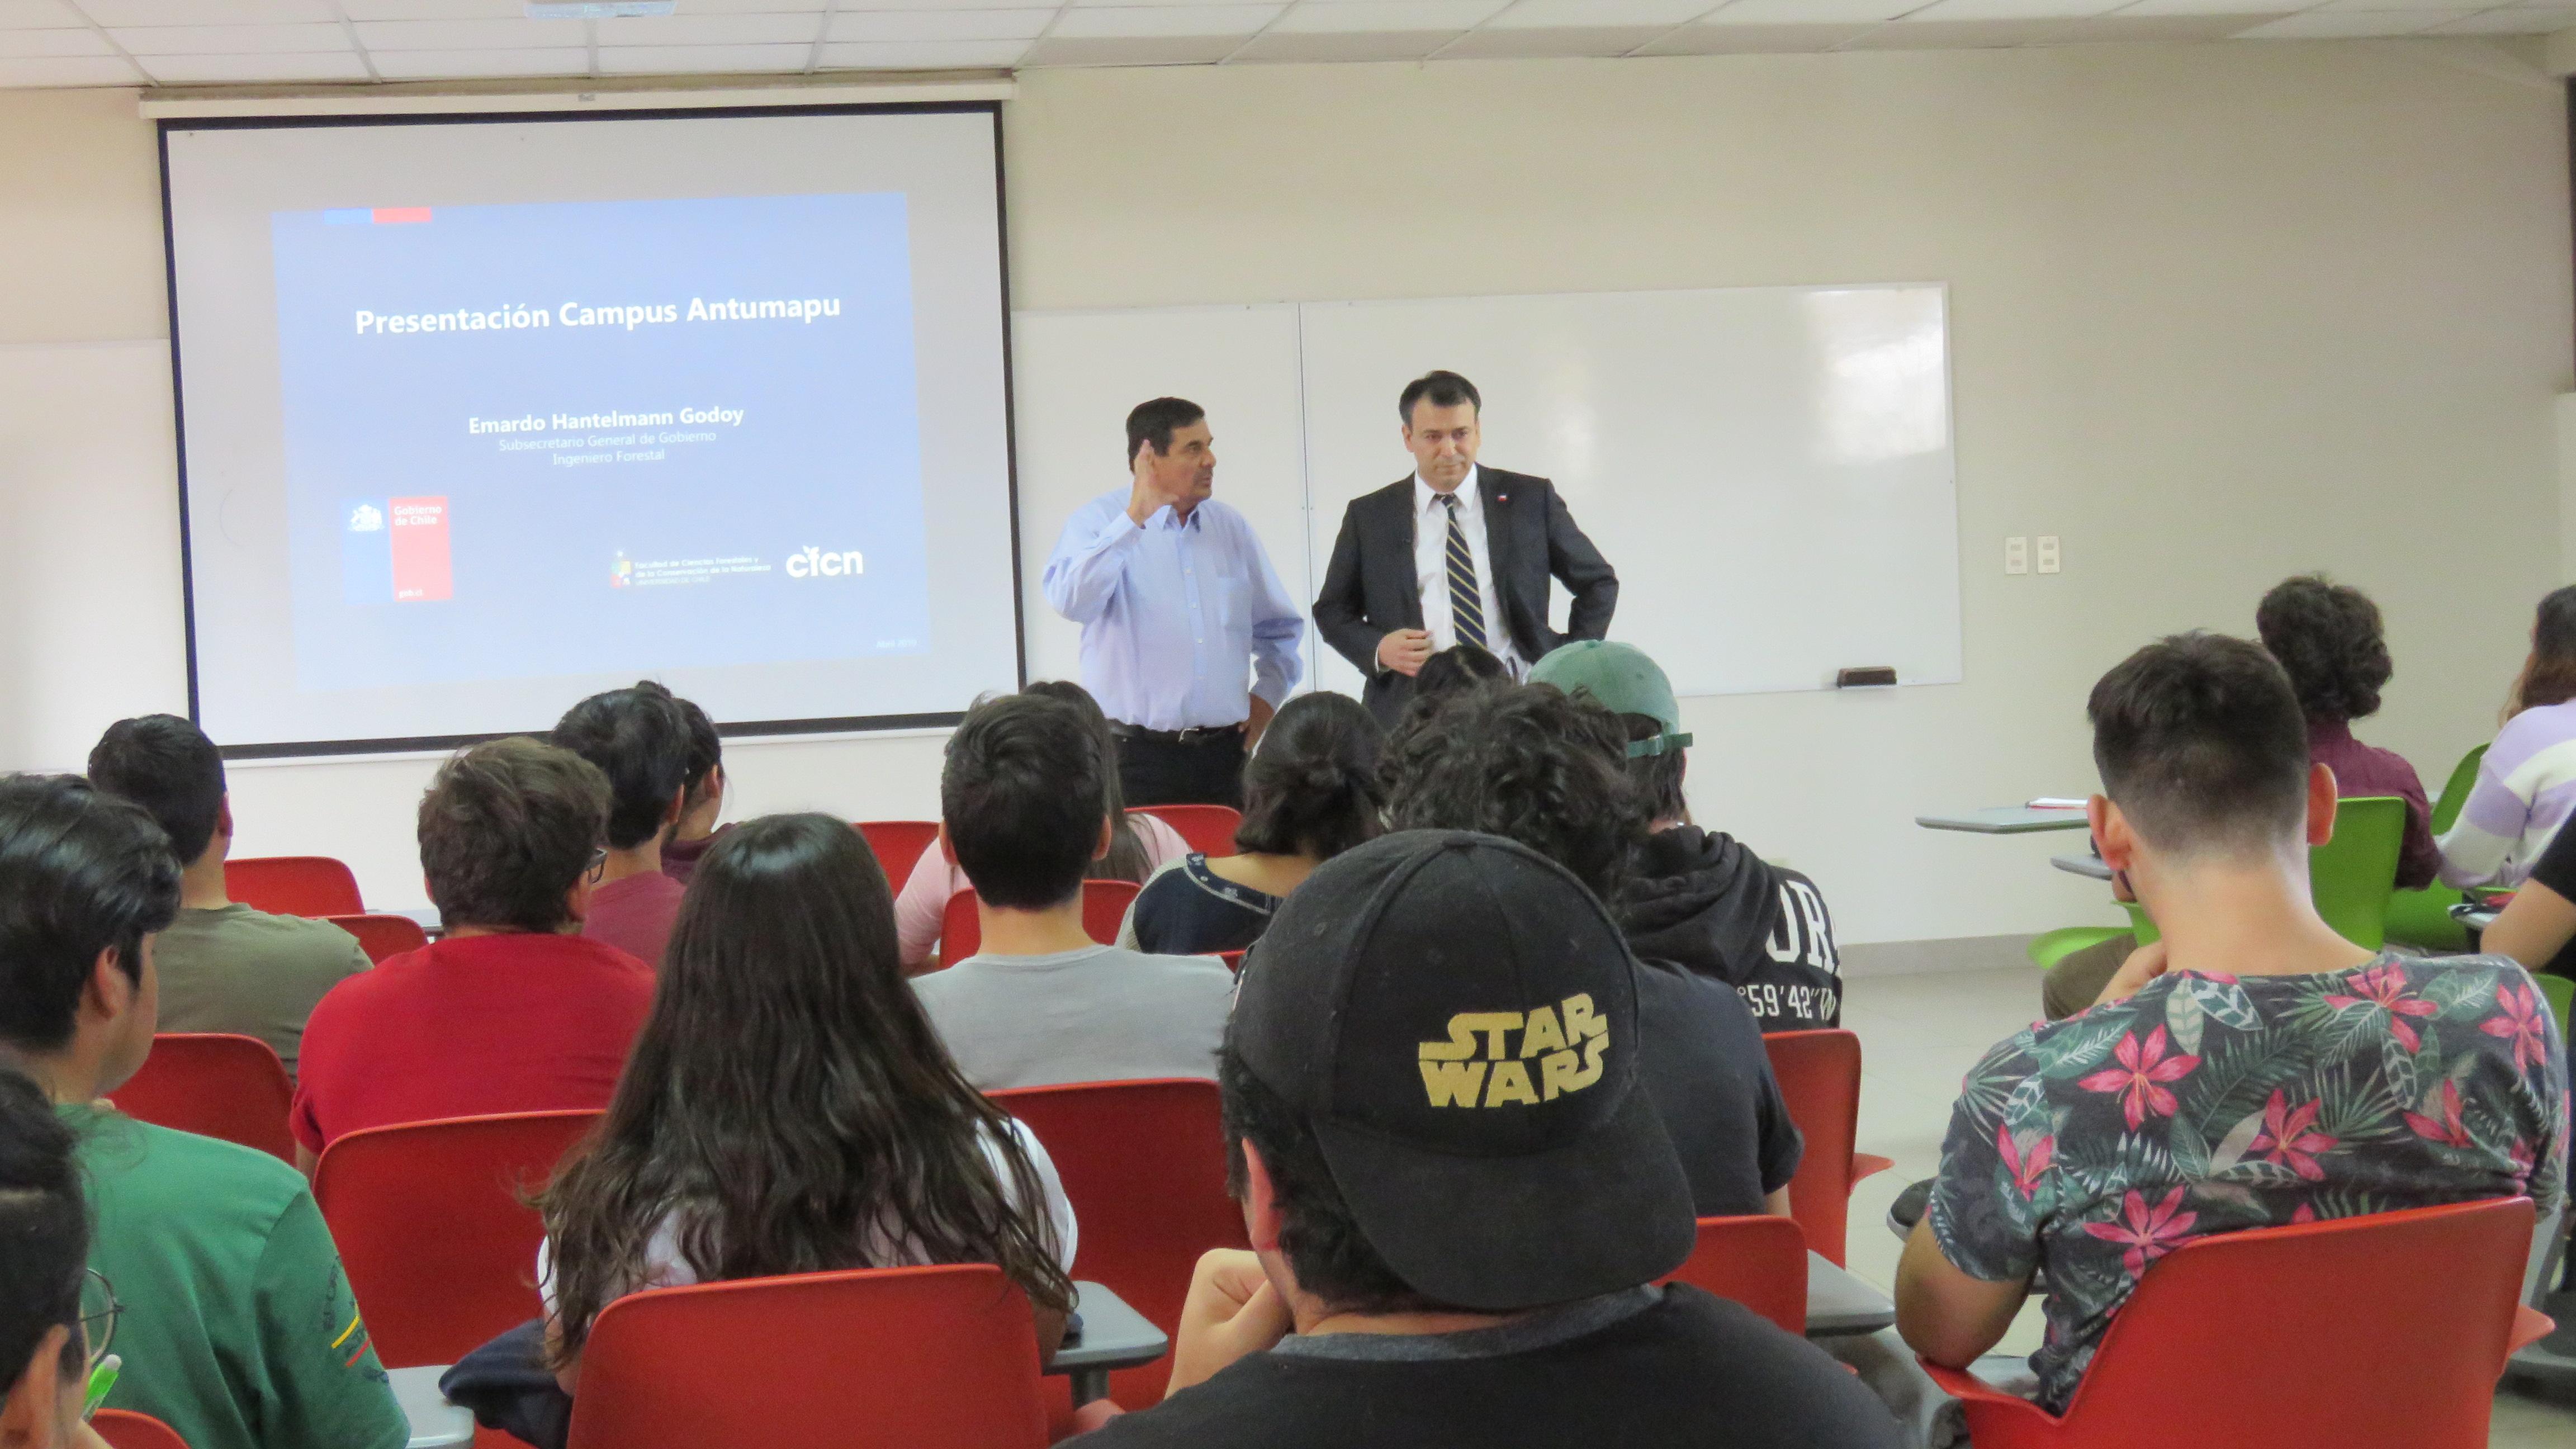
[153,905,371,1079]
[67,1104,409,1449]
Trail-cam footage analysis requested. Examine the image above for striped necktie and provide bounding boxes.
[1441,493,1488,651]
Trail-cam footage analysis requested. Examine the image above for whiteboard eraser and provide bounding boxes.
[1835,666,1897,689]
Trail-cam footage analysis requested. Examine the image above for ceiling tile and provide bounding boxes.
[1053,4,1281,37]
[0,53,138,83]
[81,0,335,23]
[1483,0,1718,26]
[594,41,812,70]
[2109,0,2301,13]
[826,7,1052,41]
[2052,11,2288,39]
[367,44,590,75]
[352,18,587,48]
[1701,0,1921,19]
[816,36,1031,64]
[1636,19,1877,48]
[2308,0,2484,10]
[1902,0,2122,16]
[1839,16,2080,42]
[1269,1,1509,32]
[0,25,103,53]
[2232,9,2451,33]
[139,50,371,81]
[0,0,82,27]
[1438,23,1682,54]
[1228,26,1455,58]
[1021,32,1244,61]
[337,0,531,18]
[111,22,350,53]
[594,12,821,44]
[835,0,1034,10]
[2423,6,2576,30]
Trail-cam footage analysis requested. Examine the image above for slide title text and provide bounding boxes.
[354,296,844,336]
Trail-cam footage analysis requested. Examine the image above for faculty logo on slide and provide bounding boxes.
[612,551,632,589]
[785,546,864,580]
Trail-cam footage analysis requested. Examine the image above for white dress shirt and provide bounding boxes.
[1414,467,1522,675]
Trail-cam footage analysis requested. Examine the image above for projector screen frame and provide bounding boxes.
[157,101,1025,762]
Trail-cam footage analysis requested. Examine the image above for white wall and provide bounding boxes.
[0,41,2566,940]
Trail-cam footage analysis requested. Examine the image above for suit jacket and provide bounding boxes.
[1313,467,1618,728]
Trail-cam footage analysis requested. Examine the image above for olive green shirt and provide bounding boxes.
[69,1104,409,1449]
[152,905,370,1079]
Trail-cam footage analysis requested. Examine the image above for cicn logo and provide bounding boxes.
[785,546,865,580]
[347,503,385,533]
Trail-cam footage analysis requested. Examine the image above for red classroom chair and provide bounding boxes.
[1216,949,1246,974]
[1659,1214,1808,1336]
[992,1077,1246,1406]
[1129,804,1242,857]
[855,821,940,889]
[1761,1030,1893,1267]
[313,1110,603,1368]
[325,912,430,963]
[91,1411,191,1449]
[106,1034,293,1162]
[1922,1197,2553,1449]
[935,880,1143,970]
[566,1265,1048,1449]
[224,856,363,917]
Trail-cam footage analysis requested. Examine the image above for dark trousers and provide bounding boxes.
[1116,728,1247,808]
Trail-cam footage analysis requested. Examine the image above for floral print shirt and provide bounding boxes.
[1926,954,2568,1414]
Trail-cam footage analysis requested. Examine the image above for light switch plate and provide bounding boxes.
[2005,536,2029,575]
[2037,536,2061,574]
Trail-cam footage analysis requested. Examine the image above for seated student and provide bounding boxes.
[1530,641,1844,1031]
[2041,574,2445,1019]
[656,693,730,887]
[1385,642,1509,740]
[895,680,1190,973]
[1381,683,1802,1219]
[1079,831,1901,1449]
[911,693,1233,1090]
[290,737,656,1167]
[2442,583,2576,888]
[1119,692,1384,956]
[0,776,406,1449]
[84,714,370,1078]
[552,681,695,968]
[1897,634,2568,1423]
[0,1069,110,1449]
[525,815,1076,1433]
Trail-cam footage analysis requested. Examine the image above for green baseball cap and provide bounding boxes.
[1528,640,1692,759]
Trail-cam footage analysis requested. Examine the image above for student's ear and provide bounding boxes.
[2304,763,2338,849]
[1239,1140,1285,1256]
[662,785,687,831]
[82,945,136,1026]
[935,821,956,866]
[564,875,593,928]
[0,1323,74,1449]
[1095,814,1115,864]
[2089,795,2138,880]
[213,794,235,850]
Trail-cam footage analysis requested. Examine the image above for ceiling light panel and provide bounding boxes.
[1052,4,1284,37]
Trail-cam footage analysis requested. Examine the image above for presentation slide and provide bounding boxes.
[164,107,1019,754]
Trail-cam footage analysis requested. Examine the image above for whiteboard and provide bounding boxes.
[1011,283,1960,703]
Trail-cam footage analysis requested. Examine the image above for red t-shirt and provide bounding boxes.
[582,870,686,969]
[289,932,655,1156]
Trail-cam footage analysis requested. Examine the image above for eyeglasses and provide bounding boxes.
[586,847,608,884]
[78,1268,119,1370]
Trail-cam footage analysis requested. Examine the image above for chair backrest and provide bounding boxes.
[1129,804,1242,856]
[223,855,363,917]
[856,820,940,888]
[990,1078,1245,1404]
[324,912,430,963]
[2537,971,2574,1041]
[1760,1030,1863,1267]
[566,1265,1047,1449]
[2431,744,2487,835]
[936,880,1145,970]
[2045,1197,2535,1448]
[2310,796,2407,950]
[313,1110,603,1367]
[106,1034,293,1162]
[1660,1214,1807,1335]
[91,1410,191,1449]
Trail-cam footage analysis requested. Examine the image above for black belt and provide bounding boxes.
[1109,721,1242,746]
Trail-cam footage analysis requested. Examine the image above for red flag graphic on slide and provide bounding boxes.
[389,497,452,602]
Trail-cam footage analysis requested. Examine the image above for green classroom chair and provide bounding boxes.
[2025,925,2132,972]
[2066,797,2408,955]
[2537,973,2573,1043]
[2384,745,2486,953]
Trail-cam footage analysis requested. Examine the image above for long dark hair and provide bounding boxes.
[2515,585,2576,715]
[1234,693,1384,862]
[1022,680,1153,882]
[538,813,1072,1365]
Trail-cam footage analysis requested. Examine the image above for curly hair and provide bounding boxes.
[1380,681,1643,901]
[2253,574,2390,724]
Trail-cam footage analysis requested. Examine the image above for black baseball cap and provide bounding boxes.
[1228,829,1694,1311]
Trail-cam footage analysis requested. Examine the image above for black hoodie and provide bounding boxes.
[1619,825,1843,1031]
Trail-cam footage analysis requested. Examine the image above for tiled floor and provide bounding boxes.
[1836,964,2576,1447]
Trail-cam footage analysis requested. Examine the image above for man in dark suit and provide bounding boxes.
[1313,370,1618,728]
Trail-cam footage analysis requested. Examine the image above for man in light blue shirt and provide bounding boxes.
[1043,397,1304,807]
